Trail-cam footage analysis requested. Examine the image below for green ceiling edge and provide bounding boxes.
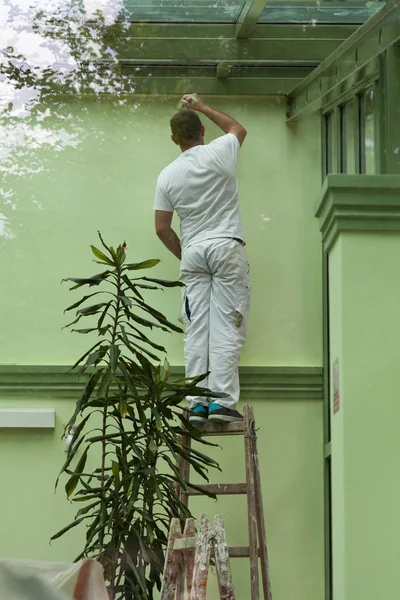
[316,174,400,251]
[0,365,323,400]
[288,2,400,120]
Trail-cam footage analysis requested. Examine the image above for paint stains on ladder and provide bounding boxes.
[160,514,236,600]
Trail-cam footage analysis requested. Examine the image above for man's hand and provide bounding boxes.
[181,93,206,112]
[181,94,247,146]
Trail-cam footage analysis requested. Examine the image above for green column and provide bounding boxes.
[316,174,400,600]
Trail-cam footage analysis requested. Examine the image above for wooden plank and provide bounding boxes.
[201,421,244,436]
[249,404,273,600]
[244,404,260,600]
[183,483,247,496]
[189,514,212,600]
[214,514,236,600]
[176,413,192,600]
[174,537,197,551]
[160,519,183,600]
[183,519,196,598]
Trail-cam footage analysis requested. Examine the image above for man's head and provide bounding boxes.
[170,110,205,150]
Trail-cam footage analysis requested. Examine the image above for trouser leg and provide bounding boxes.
[180,245,212,408]
[207,239,250,410]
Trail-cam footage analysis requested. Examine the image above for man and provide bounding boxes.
[154,93,250,425]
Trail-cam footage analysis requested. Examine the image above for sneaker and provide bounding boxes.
[208,402,243,423]
[188,404,208,426]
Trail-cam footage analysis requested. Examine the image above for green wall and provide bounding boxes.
[0,96,324,599]
[0,394,324,600]
[329,231,400,600]
[0,96,322,366]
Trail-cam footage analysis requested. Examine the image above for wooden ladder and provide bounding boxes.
[175,404,272,600]
[161,514,235,600]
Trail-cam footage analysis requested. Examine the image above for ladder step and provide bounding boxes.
[201,421,245,436]
[226,546,261,558]
[183,483,247,496]
[173,538,260,559]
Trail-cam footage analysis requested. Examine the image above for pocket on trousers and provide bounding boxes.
[181,286,191,328]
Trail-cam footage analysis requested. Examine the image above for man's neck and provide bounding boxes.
[180,139,203,152]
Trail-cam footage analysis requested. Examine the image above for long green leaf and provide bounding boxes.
[55,435,86,489]
[64,292,103,313]
[97,301,112,330]
[125,259,160,271]
[75,500,100,518]
[87,432,122,443]
[126,312,171,333]
[65,447,89,499]
[69,342,104,371]
[134,298,183,333]
[50,517,86,541]
[124,323,166,352]
[96,367,112,398]
[71,327,103,334]
[138,276,183,287]
[110,344,120,372]
[90,245,114,265]
[77,302,108,316]
[71,370,103,422]
[79,346,108,372]
[119,332,160,361]
[124,551,147,594]
[62,271,110,290]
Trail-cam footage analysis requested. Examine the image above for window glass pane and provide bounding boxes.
[259,1,384,25]
[363,88,376,174]
[324,112,336,175]
[122,0,244,22]
[341,102,355,174]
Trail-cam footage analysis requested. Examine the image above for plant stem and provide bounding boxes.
[101,269,121,490]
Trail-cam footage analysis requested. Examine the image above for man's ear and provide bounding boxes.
[200,125,205,138]
[171,135,180,146]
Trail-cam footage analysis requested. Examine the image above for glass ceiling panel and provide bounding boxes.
[259,1,384,24]
[121,0,245,22]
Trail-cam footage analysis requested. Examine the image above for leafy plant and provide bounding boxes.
[52,233,220,599]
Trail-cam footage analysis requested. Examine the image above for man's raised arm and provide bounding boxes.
[181,93,247,146]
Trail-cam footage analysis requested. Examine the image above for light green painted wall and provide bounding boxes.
[328,238,345,600]
[0,395,324,600]
[329,231,400,600]
[0,96,322,366]
[0,96,324,599]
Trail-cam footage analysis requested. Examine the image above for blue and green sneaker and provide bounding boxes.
[188,404,208,426]
[208,402,243,423]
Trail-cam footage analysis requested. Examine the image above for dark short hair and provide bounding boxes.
[170,110,202,145]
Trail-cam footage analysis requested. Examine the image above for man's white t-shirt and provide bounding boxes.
[154,133,245,252]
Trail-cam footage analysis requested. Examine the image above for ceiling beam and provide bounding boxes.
[106,36,348,63]
[70,63,317,96]
[287,2,400,121]
[101,23,357,64]
[106,23,358,41]
[235,0,269,39]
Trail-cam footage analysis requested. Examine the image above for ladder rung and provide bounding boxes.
[201,421,245,436]
[173,539,260,559]
[183,483,247,496]
[226,546,261,558]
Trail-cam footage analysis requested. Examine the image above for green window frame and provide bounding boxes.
[322,77,379,177]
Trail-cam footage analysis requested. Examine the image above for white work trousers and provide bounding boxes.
[180,238,250,409]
